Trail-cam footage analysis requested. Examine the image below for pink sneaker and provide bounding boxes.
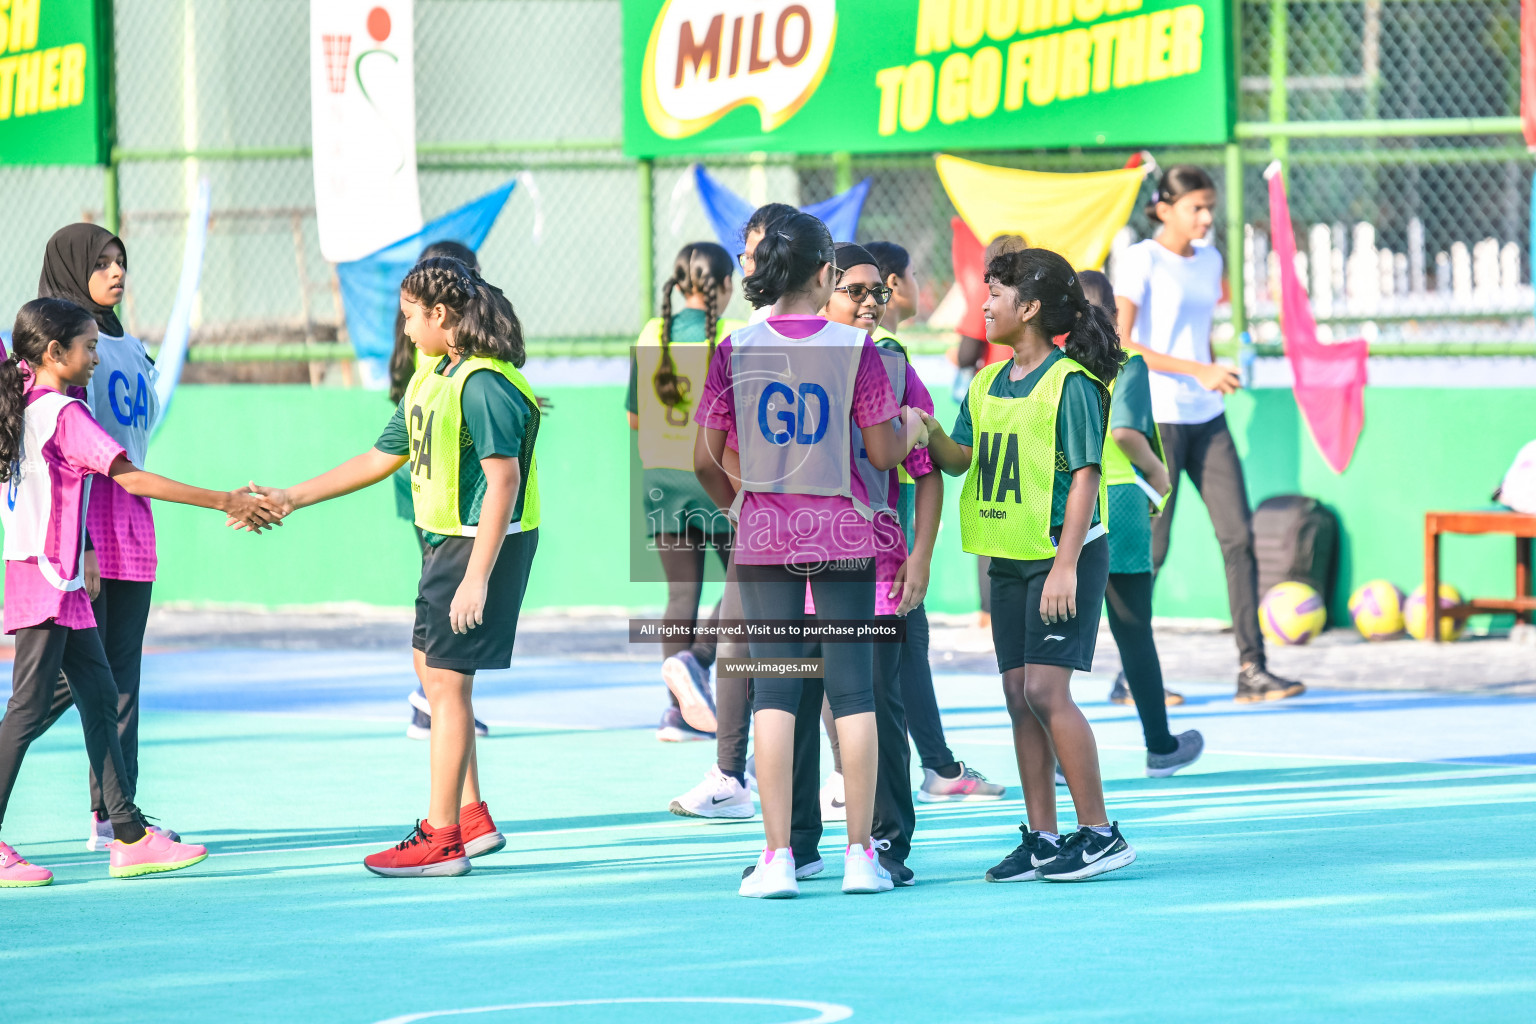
[108,831,208,878]
[0,841,53,887]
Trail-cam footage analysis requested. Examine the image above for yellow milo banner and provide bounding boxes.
[0,0,111,165]
[623,0,1230,156]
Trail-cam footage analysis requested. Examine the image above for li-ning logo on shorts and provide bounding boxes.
[641,0,837,140]
[408,405,434,479]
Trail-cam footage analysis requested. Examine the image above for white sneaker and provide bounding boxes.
[670,767,755,820]
[820,771,846,822]
[86,814,113,852]
[842,840,894,894]
[739,848,799,898]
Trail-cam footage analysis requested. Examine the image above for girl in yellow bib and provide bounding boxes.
[257,256,538,877]
[626,242,742,743]
[922,248,1136,883]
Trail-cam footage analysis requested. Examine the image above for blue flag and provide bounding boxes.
[336,179,516,367]
[691,164,870,269]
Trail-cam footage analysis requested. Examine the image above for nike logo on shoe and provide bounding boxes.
[1044,634,1065,642]
[830,798,845,809]
[711,795,735,804]
[1081,844,1112,864]
[1030,853,1056,868]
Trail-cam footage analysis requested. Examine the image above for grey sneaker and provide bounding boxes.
[917,762,1006,802]
[1235,664,1305,704]
[1146,729,1205,778]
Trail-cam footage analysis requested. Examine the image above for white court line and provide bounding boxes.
[373,998,853,1024]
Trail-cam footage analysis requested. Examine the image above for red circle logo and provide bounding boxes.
[366,6,391,42]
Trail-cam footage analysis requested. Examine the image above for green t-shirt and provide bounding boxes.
[625,308,731,538]
[950,348,1105,530]
[1110,353,1157,441]
[377,357,531,546]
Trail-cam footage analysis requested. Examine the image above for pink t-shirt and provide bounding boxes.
[4,389,126,633]
[86,477,157,581]
[696,316,899,566]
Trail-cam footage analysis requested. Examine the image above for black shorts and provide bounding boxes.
[413,529,538,673]
[988,535,1109,673]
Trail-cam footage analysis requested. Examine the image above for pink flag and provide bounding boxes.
[1264,164,1369,474]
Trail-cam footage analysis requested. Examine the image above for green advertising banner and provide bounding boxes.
[0,0,111,165]
[623,0,1231,157]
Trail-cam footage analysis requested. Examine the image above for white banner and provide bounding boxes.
[310,0,422,262]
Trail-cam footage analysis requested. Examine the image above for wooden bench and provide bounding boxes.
[1423,510,1536,641]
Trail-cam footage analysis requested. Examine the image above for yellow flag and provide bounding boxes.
[935,154,1145,271]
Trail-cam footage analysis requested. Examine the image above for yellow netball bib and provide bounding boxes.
[405,356,541,536]
[958,357,1108,561]
[633,316,741,472]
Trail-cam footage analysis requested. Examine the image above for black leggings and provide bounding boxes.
[1104,572,1176,754]
[1153,414,1265,668]
[43,579,154,815]
[736,559,876,718]
[0,622,144,842]
[898,604,955,771]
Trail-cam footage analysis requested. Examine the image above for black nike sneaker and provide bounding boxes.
[1037,822,1136,881]
[984,825,1061,882]
[1235,664,1306,704]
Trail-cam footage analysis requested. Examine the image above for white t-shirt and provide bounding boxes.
[1113,238,1225,425]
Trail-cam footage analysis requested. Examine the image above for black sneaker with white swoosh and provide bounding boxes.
[1037,822,1136,881]
[984,825,1060,882]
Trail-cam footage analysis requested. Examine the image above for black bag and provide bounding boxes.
[1253,495,1339,613]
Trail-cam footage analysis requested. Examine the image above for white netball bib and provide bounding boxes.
[2,390,89,591]
[86,332,160,467]
[853,346,906,514]
[730,320,864,512]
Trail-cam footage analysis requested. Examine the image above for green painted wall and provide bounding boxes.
[126,384,1535,623]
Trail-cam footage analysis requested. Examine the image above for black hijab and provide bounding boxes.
[38,223,126,337]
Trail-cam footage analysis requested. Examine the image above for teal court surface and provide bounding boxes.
[4,645,1536,1023]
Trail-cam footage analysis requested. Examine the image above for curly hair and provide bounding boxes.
[399,255,526,367]
[984,248,1123,384]
[0,298,98,482]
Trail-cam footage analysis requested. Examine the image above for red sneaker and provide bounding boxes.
[363,820,470,877]
[460,801,506,858]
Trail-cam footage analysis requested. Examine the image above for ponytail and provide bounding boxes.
[0,297,97,482]
[654,241,734,407]
[1146,165,1217,223]
[742,211,832,309]
[984,248,1123,385]
[400,256,526,367]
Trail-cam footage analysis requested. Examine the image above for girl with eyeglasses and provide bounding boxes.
[693,213,924,897]
[862,240,1008,807]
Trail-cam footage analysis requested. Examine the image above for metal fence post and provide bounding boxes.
[1269,0,1288,171]
[638,157,654,323]
[1227,142,1246,337]
[833,151,852,195]
[103,159,120,234]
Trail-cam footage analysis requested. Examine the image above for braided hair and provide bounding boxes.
[984,248,1123,384]
[655,241,733,407]
[0,298,98,482]
[389,241,478,403]
[399,256,525,367]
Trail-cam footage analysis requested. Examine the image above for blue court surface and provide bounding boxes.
[4,647,1536,1023]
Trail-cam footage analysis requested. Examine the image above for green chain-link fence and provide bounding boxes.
[0,0,1527,363]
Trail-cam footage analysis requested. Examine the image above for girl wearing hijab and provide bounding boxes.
[33,223,177,852]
